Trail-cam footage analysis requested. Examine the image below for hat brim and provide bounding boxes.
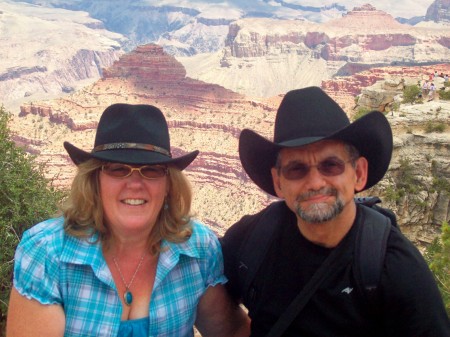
[239,111,393,196]
[64,141,198,171]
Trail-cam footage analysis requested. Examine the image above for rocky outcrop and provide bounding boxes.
[1,48,122,108]
[0,66,47,81]
[425,0,450,23]
[368,100,450,245]
[321,63,450,115]
[103,45,186,83]
[357,79,407,112]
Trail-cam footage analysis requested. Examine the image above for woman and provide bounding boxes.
[7,103,249,337]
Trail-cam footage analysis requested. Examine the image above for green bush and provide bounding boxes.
[424,121,447,133]
[391,101,401,111]
[382,157,420,206]
[383,185,405,203]
[439,89,450,101]
[397,157,419,193]
[424,222,450,316]
[402,85,421,104]
[0,106,66,333]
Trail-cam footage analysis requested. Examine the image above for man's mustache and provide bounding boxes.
[297,187,338,202]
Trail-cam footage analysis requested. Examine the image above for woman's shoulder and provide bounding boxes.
[189,219,218,242]
[178,219,221,257]
[19,216,66,254]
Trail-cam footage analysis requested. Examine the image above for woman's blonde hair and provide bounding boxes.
[62,159,193,252]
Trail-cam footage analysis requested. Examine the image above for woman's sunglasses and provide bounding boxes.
[101,163,168,180]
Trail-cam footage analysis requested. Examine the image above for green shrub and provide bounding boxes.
[402,85,421,104]
[397,157,418,192]
[383,185,404,203]
[432,176,450,196]
[391,101,401,111]
[424,222,450,316]
[383,157,420,205]
[424,121,447,133]
[438,89,450,100]
[0,106,66,333]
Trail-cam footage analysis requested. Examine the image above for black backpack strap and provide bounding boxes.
[355,205,392,299]
[237,201,286,307]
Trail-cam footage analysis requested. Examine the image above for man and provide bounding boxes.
[221,87,449,337]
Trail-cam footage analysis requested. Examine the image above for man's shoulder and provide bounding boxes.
[221,201,292,253]
[228,201,288,233]
[240,200,288,223]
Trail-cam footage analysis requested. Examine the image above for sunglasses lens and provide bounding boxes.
[281,163,309,180]
[103,164,132,178]
[317,158,346,176]
[139,166,167,179]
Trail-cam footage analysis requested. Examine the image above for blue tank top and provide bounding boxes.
[117,317,149,337]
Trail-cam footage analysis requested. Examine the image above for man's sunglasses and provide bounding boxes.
[101,163,168,180]
[279,157,352,180]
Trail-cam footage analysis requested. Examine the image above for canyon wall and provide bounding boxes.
[183,5,450,98]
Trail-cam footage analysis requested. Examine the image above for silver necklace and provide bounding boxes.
[113,253,146,306]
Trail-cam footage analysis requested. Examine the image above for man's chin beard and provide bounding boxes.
[295,197,344,224]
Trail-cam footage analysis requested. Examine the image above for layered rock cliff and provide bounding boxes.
[426,0,450,22]
[182,5,450,98]
[0,1,125,112]
[321,63,450,113]
[369,99,450,244]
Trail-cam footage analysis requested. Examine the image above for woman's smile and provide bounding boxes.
[122,199,147,206]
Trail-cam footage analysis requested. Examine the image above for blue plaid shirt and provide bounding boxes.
[13,216,226,337]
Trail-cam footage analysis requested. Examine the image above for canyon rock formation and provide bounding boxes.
[3,1,449,116]
[322,63,450,113]
[182,5,450,98]
[0,1,125,112]
[426,0,450,22]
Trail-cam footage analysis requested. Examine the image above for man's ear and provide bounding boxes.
[354,157,369,192]
[271,167,284,198]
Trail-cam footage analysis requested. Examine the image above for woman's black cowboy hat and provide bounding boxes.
[64,103,198,170]
[239,86,393,196]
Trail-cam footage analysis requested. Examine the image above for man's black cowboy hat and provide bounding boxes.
[239,86,393,196]
[64,103,198,170]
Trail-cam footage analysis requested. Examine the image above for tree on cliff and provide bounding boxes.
[0,106,66,334]
[425,221,450,316]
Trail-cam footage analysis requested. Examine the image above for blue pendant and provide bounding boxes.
[124,290,133,306]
